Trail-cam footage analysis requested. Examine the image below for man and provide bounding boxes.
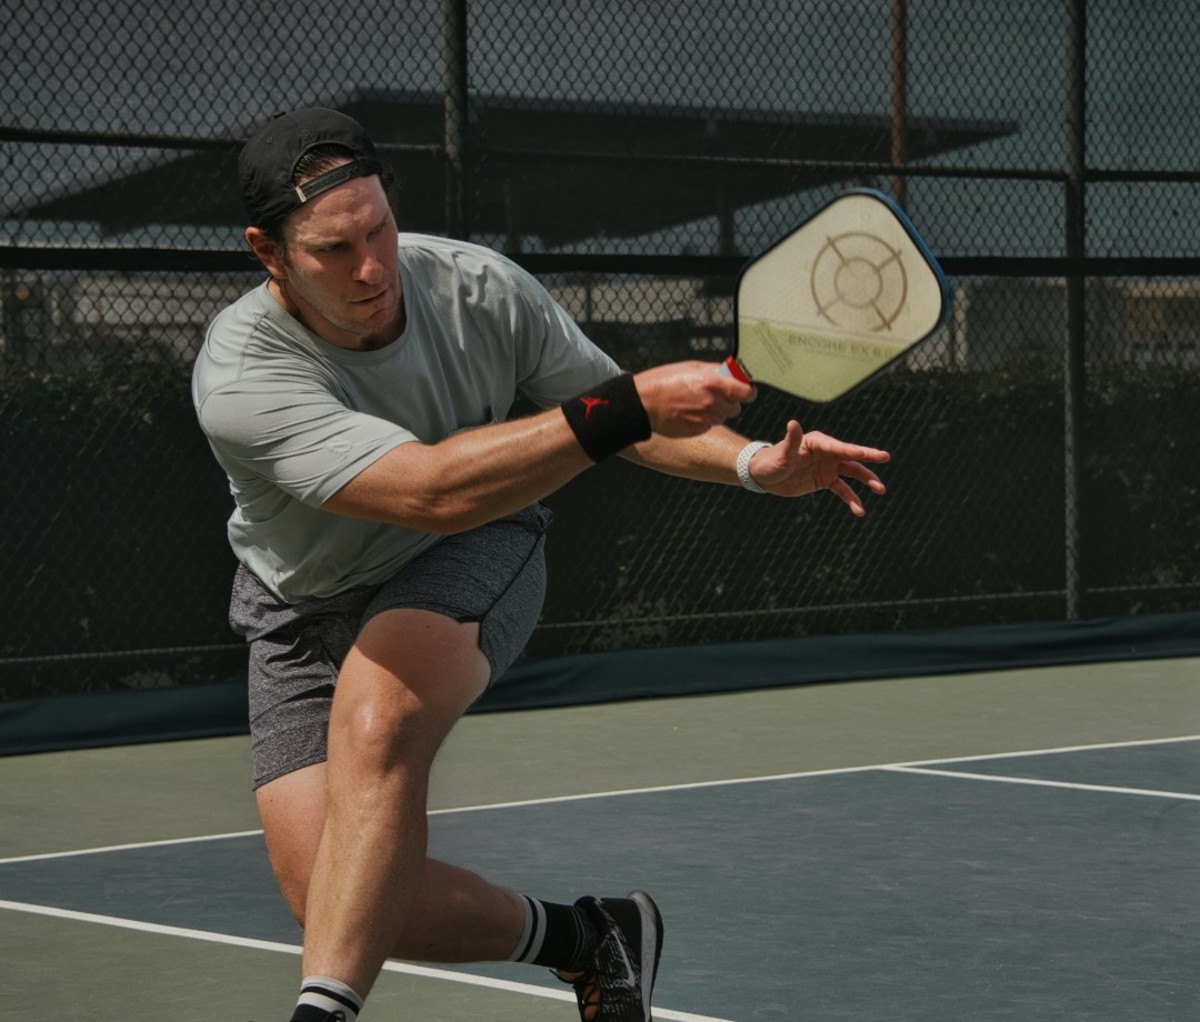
[192,107,891,1022]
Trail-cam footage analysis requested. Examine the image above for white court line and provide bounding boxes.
[893,732,1200,768]
[0,829,266,866]
[884,764,1200,801]
[0,899,731,1022]
[2,733,1196,866]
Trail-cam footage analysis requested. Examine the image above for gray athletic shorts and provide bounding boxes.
[228,503,552,789]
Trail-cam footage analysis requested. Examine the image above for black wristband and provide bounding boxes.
[561,372,653,462]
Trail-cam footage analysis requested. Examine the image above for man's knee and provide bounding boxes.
[328,684,443,776]
[326,612,489,772]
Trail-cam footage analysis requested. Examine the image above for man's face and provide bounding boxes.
[256,169,403,350]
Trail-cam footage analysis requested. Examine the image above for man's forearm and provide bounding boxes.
[620,426,750,485]
[323,406,594,534]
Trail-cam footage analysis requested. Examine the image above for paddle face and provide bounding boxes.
[727,188,949,403]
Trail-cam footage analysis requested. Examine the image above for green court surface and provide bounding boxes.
[1,657,1197,1021]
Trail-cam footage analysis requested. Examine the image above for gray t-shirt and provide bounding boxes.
[192,233,619,602]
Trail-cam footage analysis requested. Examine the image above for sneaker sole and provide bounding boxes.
[628,890,664,1021]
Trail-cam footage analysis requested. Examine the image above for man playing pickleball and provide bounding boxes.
[192,106,890,1022]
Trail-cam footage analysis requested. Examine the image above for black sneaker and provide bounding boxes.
[556,890,664,1021]
[290,1006,346,1022]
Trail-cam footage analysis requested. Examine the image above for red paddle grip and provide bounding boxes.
[722,355,751,384]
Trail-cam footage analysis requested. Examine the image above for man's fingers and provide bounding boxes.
[830,479,867,517]
[801,428,891,464]
[840,460,887,493]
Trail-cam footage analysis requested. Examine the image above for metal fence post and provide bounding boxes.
[1064,0,1087,618]
[443,0,469,240]
[890,0,908,208]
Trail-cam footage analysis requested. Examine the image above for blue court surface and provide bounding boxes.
[2,733,1196,1021]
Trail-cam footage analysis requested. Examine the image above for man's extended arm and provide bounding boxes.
[321,361,753,533]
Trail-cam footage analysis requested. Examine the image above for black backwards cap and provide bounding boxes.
[238,107,383,228]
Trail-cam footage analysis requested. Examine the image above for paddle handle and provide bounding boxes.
[721,355,751,384]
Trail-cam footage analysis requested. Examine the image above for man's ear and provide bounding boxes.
[245,226,287,279]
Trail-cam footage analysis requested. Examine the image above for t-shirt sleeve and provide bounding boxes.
[196,374,414,506]
[500,259,622,405]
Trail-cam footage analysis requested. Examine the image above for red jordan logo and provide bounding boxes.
[580,396,609,419]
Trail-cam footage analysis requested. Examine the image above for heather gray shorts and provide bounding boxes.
[229,503,552,789]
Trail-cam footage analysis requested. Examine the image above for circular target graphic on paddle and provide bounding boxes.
[809,232,908,332]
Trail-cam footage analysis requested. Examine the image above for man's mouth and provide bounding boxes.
[354,287,388,305]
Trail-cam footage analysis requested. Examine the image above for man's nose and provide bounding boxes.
[354,244,383,283]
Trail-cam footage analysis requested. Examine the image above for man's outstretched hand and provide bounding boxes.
[748,419,891,516]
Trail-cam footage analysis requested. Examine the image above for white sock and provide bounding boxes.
[295,975,364,1022]
[508,893,546,963]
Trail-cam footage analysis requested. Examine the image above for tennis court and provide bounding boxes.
[3,655,1195,1021]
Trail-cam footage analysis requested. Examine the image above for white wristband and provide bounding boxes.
[736,441,772,493]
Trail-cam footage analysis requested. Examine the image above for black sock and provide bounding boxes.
[509,895,598,970]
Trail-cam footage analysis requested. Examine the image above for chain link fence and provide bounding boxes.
[2,0,1199,701]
